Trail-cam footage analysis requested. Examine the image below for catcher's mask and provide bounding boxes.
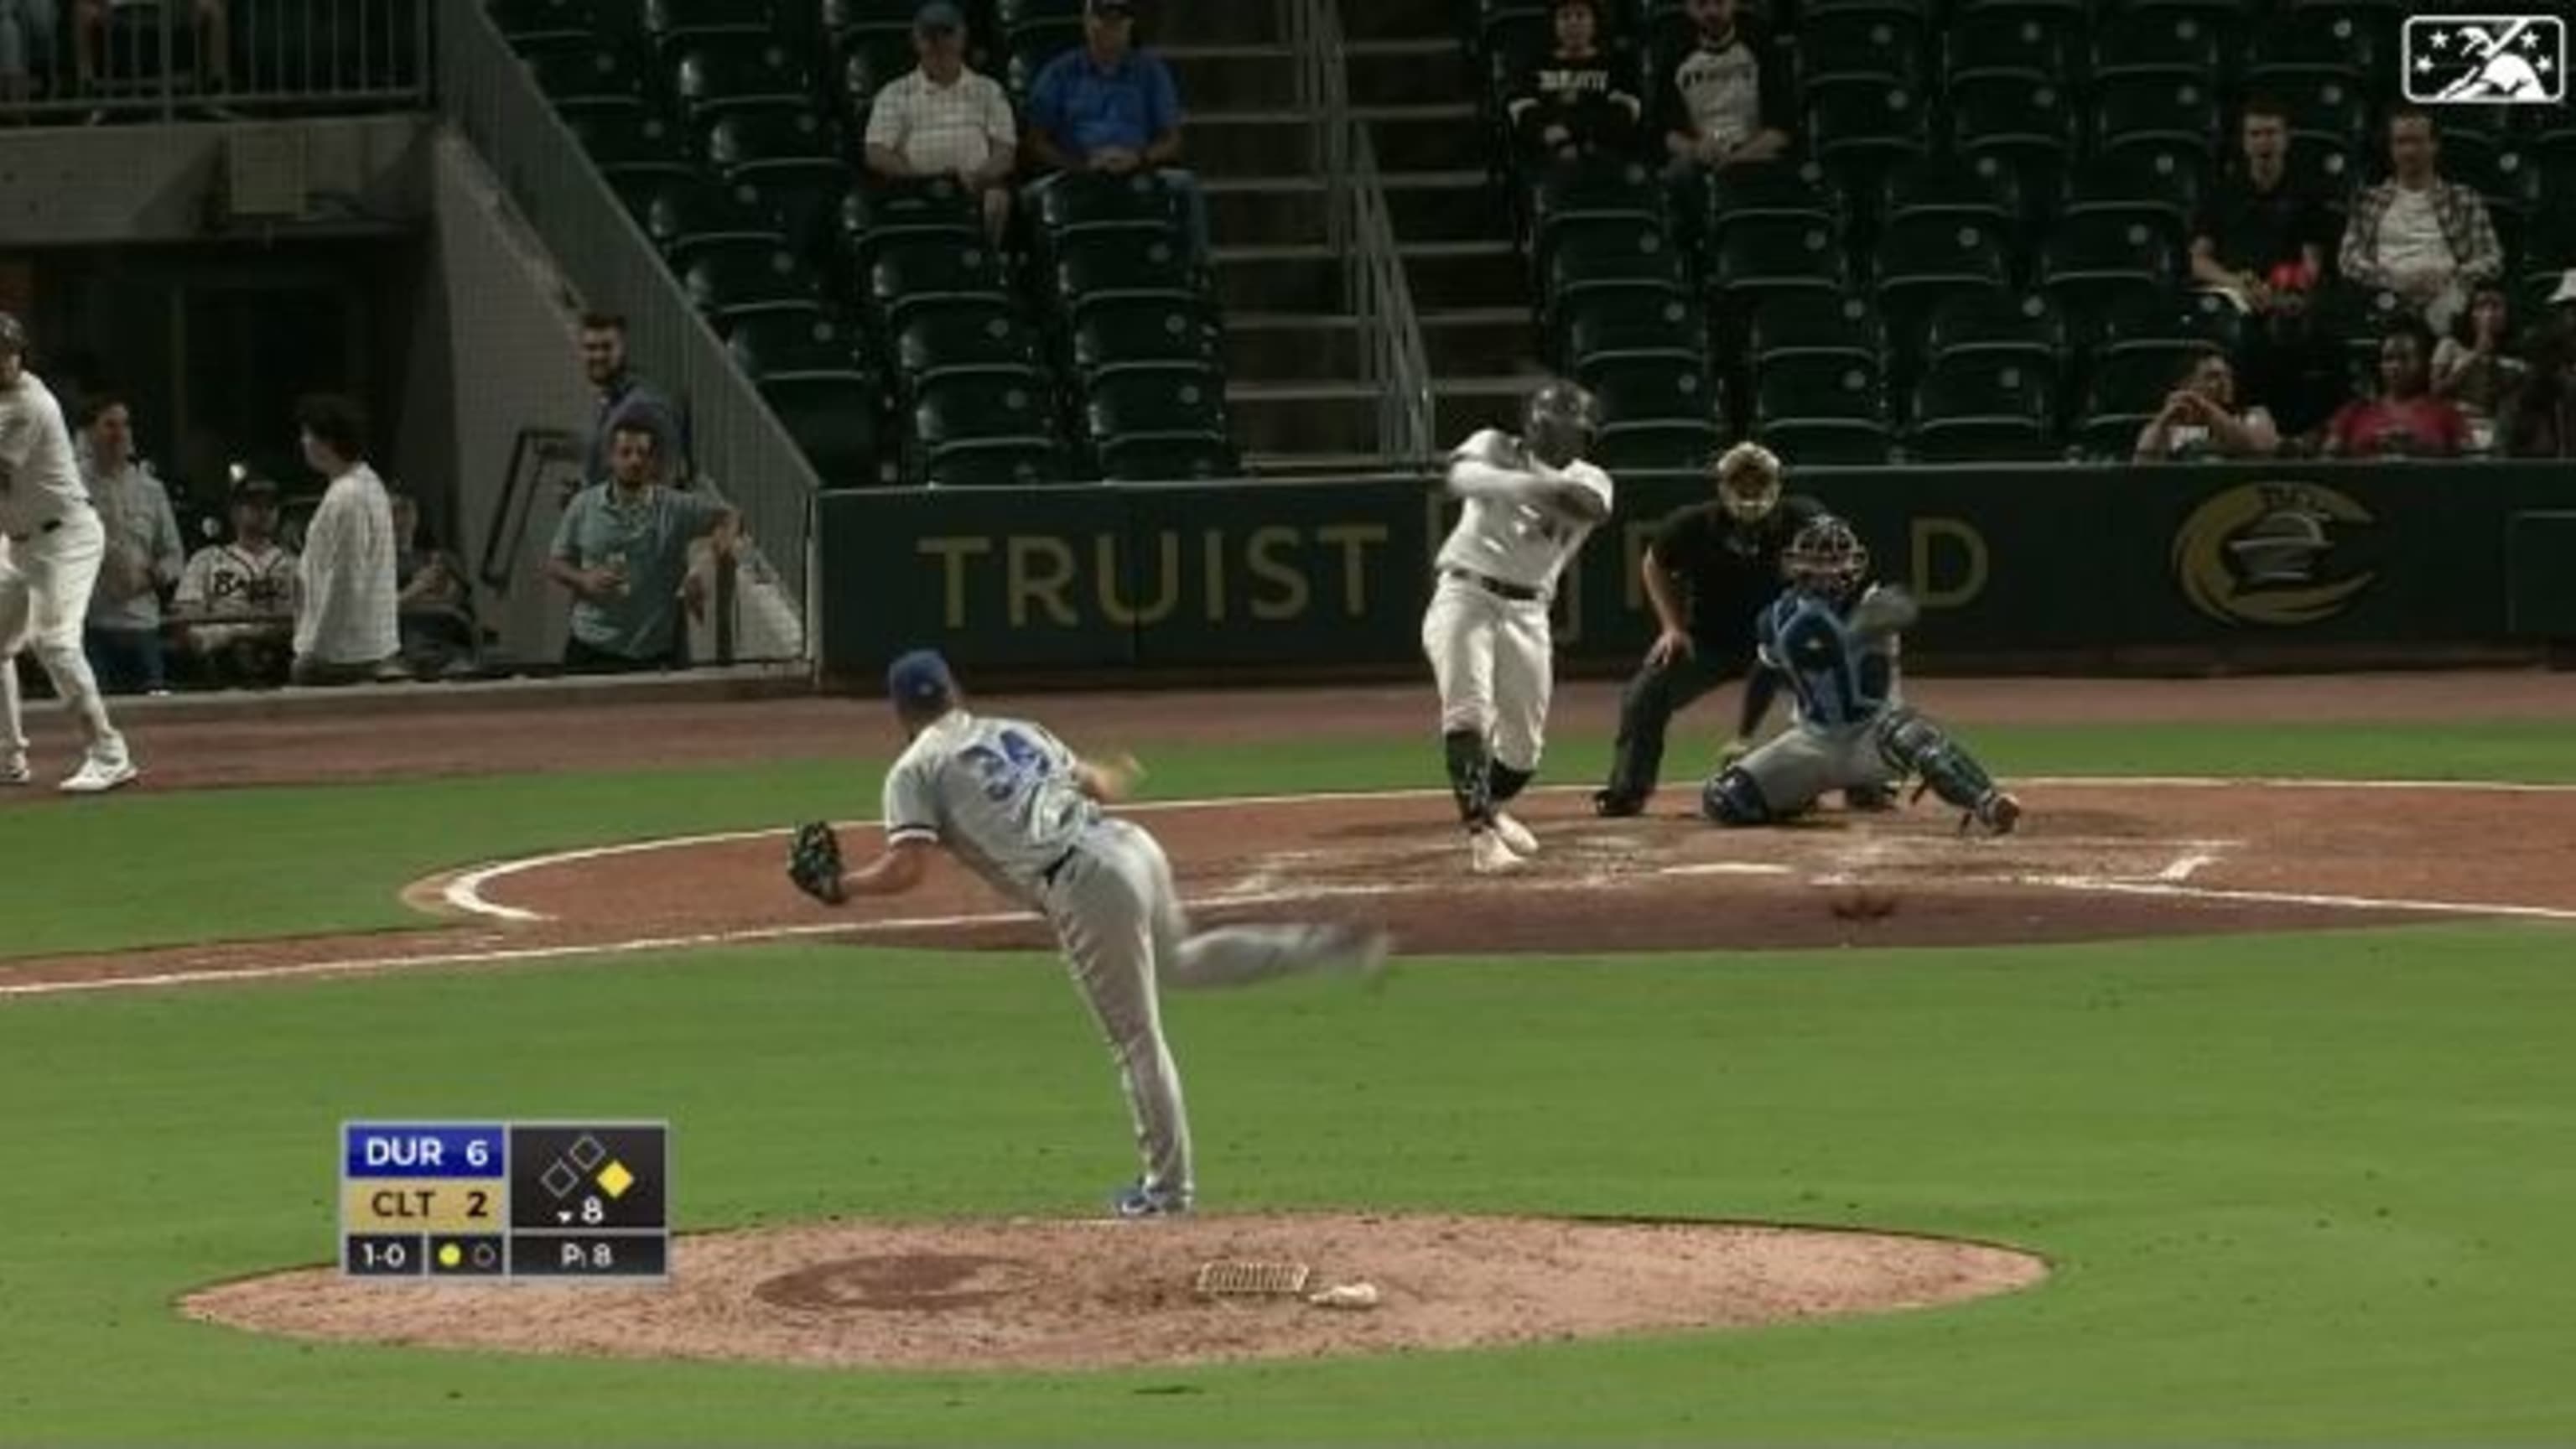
[1711,441,1783,522]
[1520,379,1600,469]
[1782,514,1868,598]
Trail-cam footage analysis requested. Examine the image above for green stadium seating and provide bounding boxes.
[2075,351,2184,459]
[1805,85,1931,174]
[1561,293,1704,373]
[1036,172,1189,260]
[673,35,813,122]
[2038,214,2175,314]
[1050,236,1203,324]
[612,173,782,265]
[1872,214,2012,314]
[1945,11,2075,87]
[839,179,984,273]
[1748,293,1884,368]
[1706,217,1843,304]
[2060,148,2205,239]
[1701,162,1836,246]
[1068,301,1224,384]
[1946,75,2076,181]
[1798,11,1924,101]
[1754,356,1894,465]
[488,0,601,44]
[725,310,866,381]
[2269,75,2368,154]
[2089,12,2223,86]
[644,0,770,54]
[2243,7,2379,90]
[913,373,1064,486]
[763,374,883,487]
[2091,77,2224,161]
[897,301,1046,388]
[2089,289,2242,369]
[681,244,823,326]
[1923,292,2068,375]
[1906,355,2058,461]
[1879,154,2025,231]
[1084,370,1236,480]
[868,241,1012,332]
[1544,224,1691,331]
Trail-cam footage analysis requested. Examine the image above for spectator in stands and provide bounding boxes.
[2132,354,2280,463]
[75,392,184,694]
[173,473,295,688]
[546,421,740,674]
[2192,99,2332,314]
[865,3,1019,245]
[1505,0,1642,166]
[75,0,228,103]
[389,490,477,680]
[2337,108,2502,335]
[1655,0,1792,177]
[1023,0,1209,261]
[1,0,57,111]
[578,311,690,489]
[2320,321,2470,460]
[288,392,400,685]
[2502,327,2576,460]
[2430,284,2530,442]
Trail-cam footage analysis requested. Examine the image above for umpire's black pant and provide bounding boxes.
[1602,640,1747,807]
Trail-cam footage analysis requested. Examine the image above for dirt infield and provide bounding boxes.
[183,1213,2047,1372]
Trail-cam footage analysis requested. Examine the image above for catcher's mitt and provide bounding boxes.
[787,821,846,904]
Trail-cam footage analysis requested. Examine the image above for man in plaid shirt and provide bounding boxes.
[2337,107,2501,335]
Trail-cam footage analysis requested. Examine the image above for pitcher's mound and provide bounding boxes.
[184,1213,2046,1371]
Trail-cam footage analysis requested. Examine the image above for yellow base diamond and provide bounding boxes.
[596,1161,636,1199]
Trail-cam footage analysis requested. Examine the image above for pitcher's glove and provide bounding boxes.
[787,821,847,905]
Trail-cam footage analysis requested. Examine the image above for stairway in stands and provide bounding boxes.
[1159,0,1535,472]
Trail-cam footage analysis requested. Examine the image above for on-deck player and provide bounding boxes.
[1422,378,1613,875]
[1701,514,2022,835]
[812,650,1389,1218]
[1,311,139,793]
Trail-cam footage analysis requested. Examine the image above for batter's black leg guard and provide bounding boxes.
[1874,708,2009,828]
[1699,766,1772,827]
[1443,729,1495,828]
[1490,762,1535,804]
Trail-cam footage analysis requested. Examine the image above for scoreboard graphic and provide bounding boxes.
[340,1122,670,1280]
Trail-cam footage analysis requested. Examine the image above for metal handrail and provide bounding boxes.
[436,4,814,657]
[1293,0,1435,462]
[3,0,430,124]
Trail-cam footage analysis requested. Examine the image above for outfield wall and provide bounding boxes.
[817,463,2576,679]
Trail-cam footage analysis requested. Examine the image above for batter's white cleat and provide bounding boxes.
[1469,828,1527,875]
[59,755,138,795]
[2,752,27,787]
[1491,811,1540,857]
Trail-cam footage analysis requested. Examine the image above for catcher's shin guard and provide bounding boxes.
[1875,708,2008,823]
[1443,729,1496,828]
[1701,766,1771,826]
[1489,761,1535,804]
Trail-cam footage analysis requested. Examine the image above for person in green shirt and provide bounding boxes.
[544,421,738,673]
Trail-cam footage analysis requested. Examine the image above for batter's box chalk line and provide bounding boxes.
[1194,1260,1312,1298]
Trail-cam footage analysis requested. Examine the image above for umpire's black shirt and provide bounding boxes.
[1649,492,1825,647]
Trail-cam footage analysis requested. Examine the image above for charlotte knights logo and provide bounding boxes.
[2402,15,2566,104]
[2173,482,2379,627]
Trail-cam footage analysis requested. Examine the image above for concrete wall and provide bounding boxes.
[0,116,429,244]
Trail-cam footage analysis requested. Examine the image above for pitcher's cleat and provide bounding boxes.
[1111,1181,1192,1218]
[59,756,138,794]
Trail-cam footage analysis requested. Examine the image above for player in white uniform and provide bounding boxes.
[817,650,1390,1218]
[1421,378,1613,873]
[1,312,138,793]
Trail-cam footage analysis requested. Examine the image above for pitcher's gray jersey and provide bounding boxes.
[881,710,1100,906]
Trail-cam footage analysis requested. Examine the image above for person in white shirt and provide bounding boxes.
[2337,109,2504,335]
[0,311,138,793]
[174,473,297,687]
[287,392,399,687]
[76,392,185,695]
[863,1,1019,244]
[1420,379,1613,874]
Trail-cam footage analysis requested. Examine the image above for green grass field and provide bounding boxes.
[3,719,2573,1444]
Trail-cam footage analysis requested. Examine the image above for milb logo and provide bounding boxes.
[2402,15,2566,103]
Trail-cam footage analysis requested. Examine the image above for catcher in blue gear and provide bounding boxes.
[1699,514,2023,835]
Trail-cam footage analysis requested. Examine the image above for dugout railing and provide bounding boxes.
[3,0,430,123]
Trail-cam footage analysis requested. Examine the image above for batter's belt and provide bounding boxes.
[1441,567,1545,604]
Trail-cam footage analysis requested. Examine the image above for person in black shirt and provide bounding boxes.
[1504,0,1643,164]
[1597,442,1822,818]
[2191,97,2345,437]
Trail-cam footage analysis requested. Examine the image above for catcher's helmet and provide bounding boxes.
[1711,440,1783,522]
[1520,378,1600,469]
[1782,514,1868,597]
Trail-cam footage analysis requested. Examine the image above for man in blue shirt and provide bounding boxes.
[1022,0,1208,261]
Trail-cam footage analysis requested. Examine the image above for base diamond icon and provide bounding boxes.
[540,1160,579,1199]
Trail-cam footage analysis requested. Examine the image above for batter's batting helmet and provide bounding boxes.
[1782,514,1868,597]
[1711,441,1783,522]
[1520,378,1600,469]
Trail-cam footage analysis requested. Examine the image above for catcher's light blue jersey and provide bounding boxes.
[1756,586,1904,732]
[882,711,1100,906]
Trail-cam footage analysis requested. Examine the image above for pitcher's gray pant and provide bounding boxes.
[1042,816,1366,1203]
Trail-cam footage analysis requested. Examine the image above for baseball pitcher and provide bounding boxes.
[1,311,138,793]
[790,650,1389,1219]
[1422,378,1613,875]
[1700,515,2023,835]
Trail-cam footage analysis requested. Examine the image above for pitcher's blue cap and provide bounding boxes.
[887,649,958,711]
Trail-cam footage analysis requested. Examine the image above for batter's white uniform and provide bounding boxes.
[881,709,1371,1206]
[1,369,130,778]
[1421,428,1614,773]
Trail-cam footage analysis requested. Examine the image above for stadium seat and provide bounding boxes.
[2092,77,2224,161]
[1905,355,2057,461]
[2059,148,2205,240]
[682,245,823,326]
[1561,293,1704,374]
[2039,215,2175,314]
[1544,224,1692,328]
[896,300,1046,388]
[1922,292,2068,375]
[1946,75,2076,182]
[2088,11,2224,86]
[868,242,1013,333]
[1706,217,1844,304]
[2075,351,2189,458]
[1531,155,1669,259]
[1872,213,2011,315]
[762,374,883,488]
[2242,7,2379,90]
[2271,76,2369,154]
[1797,11,1924,101]
[1592,423,1729,473]
[727,174,847,263]
[912,373,1065,486]
[727,310,866,380]
[1754,356,1894,465]
[1748,293,1885,368]
[2283,133,2358,215]
[673,35,813,123]
[1944,10,2075,87]
[612,173,783,265]
[2090,289,2243,370]
[1083,369,1234,480]
[1036,172,1191,257]
[1701,162,1837,243]
[704,110,839,176]
[514,35,656,126]
[1581,355,1719,435]
[839,179,984,273]
[1067,300,1225,383]
[488,0,601,45]
[1051,237,1204,324]
[832,29,909,126]
[1878,154,2025,231]
[643,0,769,54]
[1805,86,1931,176]
[1950,0,2085,18]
